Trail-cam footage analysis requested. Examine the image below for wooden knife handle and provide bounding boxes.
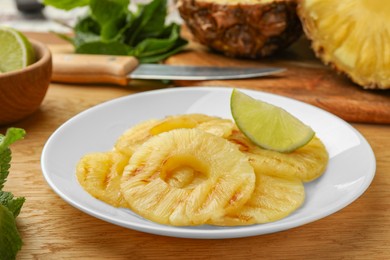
[52,54,139,86]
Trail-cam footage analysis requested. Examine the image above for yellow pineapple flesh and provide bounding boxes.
[227,127,328,182]
[115,114,234,157]
[298,0,390,89]
[76,152,130,208]
[149,114,214,135]
[81,114,235,212]
[120,128,256,226]
[114,119,160,157]
[75,113,329,226]
[211,174,304,226]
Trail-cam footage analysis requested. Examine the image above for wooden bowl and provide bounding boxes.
[0,39,52,125]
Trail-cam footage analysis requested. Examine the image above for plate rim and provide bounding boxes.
[41,86,376,239]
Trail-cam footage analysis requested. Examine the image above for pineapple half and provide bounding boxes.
[298,0,390,89]
[177,0,303,58]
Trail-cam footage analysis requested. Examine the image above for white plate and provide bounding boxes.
[41,87,376,239]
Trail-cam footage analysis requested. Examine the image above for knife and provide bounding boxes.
[51,53,285,86]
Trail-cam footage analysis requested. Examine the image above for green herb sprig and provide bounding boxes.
[44,0,188,63]
[0,128,26,260]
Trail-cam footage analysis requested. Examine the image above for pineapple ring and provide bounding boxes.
[210,174,305,226]
[227,128,329,182]
[120,128,256,226]
[114,119,161,157]
[76,151,130,208]
[114,114,234,157]
[77,114,235,210]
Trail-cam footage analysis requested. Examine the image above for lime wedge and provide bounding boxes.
[0,27,35,73]
[231,89,315,153]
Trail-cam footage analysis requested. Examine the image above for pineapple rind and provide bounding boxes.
[178,0,302,58]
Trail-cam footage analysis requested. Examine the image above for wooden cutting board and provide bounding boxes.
[165,37,390,124]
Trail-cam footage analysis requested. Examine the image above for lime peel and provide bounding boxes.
[230,89,315,153]
[0,26,35,73]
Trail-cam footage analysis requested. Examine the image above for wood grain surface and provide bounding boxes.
[165,37,390,124]
[1,33,389,259]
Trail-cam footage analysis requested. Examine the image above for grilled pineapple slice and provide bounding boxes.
[227,128,328,182]
[115,114,234,156]
[76,151,130,208]
[211,174,304,226]
[196,118,235,138]
[114,119,161,157]
[81,114,234,210]
[120,128,256,226]
[298,0,390,89]
[178,0,302,58]
[149,114,214,135]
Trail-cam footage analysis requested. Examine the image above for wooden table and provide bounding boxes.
[2,33,390,259]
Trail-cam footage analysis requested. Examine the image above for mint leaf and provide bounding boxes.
[0,128,25,190]
[43,0,90,10]
[0,191,25,218]
[0,128,26,154]
[133,23,185,57]
[0,128,25,259]
[0,148,11,190]
[72,16,101,46]
[137,41,186,63]
[100,13,128,41]
[0,204,22,260]
[126,0,167,45]
[76,41,130,55]
[44,0,187,63]
[90,0,129,27]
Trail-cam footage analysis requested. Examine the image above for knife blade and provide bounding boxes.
[52,53,285,86]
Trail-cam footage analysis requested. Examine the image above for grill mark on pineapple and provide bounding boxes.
[196,177,223,213]
[229,137,250,152]
[102,158,115,189]
[228,190,242,206]
[130,164,146,177]
[235,135,328,182]
[147,185,171,212]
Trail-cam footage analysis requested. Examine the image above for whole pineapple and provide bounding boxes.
[177,0,303,58]
[298,0,390,89]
